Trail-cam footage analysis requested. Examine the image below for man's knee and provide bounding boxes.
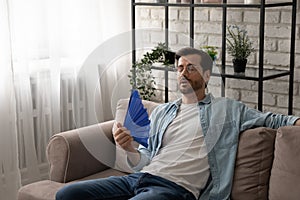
[55,188,64,200]
[55,184,82,200]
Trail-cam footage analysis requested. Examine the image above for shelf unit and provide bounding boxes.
[131,0,297,114]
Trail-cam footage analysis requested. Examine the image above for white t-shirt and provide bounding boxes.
[142,103,210,198]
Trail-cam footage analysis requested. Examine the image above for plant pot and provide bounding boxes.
[164,51,176,65]
[232,59,247,73]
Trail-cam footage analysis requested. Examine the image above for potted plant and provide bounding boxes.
[202,45,218,61]
[128,43,175,100]
[226,25,254,73]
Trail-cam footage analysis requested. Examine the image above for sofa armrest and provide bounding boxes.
[47,120,116,183]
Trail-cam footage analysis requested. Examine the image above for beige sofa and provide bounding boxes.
[18,99,300,200]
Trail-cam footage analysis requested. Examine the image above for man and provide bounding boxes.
[56,47,300,200]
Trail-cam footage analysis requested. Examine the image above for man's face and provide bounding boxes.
[177,54,208,95]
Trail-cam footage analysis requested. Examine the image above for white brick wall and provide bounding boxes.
[265,25,291,38]
[295,68,300,82]
[135,3,300,115]
[264,52,290,67]
[195,8,209,21]
[227,10,243,23]
[243,10,260,23]
[209,9,223,22]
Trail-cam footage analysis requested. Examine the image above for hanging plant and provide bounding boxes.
[128,43,175,100]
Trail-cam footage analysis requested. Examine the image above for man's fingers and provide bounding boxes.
[115,131,132,145]
[120,138,134,149]
[114,126,128,136]
[117,135,133,147]
[113,123,135,151]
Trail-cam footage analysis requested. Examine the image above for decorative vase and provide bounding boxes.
[232,58,247,73]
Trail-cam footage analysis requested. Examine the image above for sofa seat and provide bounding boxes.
[18,168,128,200]
[17,180,64,200]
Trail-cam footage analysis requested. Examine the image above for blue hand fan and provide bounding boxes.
[124,90,150,147]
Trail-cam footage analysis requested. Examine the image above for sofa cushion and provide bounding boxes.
[17,180,65,200]
[78,168,128,181]
[231,127,277,200]
[269,126,300,200]
[112,98,160,173]
[18,169,128,200]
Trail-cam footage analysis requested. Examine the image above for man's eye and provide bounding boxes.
[177,66,183,72]
[188,66,196,72]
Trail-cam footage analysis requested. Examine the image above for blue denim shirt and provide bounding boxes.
[131,93,298,200]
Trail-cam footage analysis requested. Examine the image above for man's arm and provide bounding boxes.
[294,118,300,126]
[113,122,141,166]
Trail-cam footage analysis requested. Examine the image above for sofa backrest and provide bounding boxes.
[231,127,277,200]
[113,98,160,132]
[268,126,300,200]
[232,126,300,200]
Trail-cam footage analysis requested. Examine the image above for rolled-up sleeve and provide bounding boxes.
[129,148,151,172]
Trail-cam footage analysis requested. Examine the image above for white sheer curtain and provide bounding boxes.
[0,1,21,199]
[0,0,131,199]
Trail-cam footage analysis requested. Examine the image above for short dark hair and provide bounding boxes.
[175,47,213,72]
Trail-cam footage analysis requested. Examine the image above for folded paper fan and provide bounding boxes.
[124,90,150,147]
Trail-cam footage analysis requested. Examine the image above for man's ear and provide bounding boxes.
[203,70,211,85]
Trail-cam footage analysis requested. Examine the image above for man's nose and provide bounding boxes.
[179,67,189,76]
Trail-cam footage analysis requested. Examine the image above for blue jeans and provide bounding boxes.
[56,172,196,200]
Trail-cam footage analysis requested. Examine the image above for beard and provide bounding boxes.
[178,77,204,94]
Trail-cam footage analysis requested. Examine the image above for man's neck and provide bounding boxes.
[182,91,206,104]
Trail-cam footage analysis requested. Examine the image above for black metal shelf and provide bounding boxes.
[133,1,293,8]
[132,0,297,114]
[211,66,291,81]
[152,65,291,81]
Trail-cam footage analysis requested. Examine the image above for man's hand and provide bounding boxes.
[114,122,136,153]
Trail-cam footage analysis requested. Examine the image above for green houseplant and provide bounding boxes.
[226,25,254,73]
[128,43,175,100]
[202,45,218,61]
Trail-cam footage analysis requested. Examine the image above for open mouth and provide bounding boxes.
[180,78,190,85]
